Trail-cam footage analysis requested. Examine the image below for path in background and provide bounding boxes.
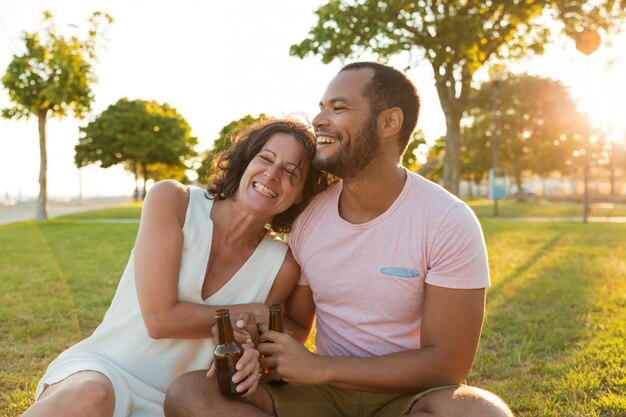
[0,196,134,225]
[2,198,626,225]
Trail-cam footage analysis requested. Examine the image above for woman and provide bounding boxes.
[23,119,330,417]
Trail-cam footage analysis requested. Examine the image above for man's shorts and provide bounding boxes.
[260,382,459,417]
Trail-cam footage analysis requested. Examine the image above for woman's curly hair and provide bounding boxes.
[206,118,333,233]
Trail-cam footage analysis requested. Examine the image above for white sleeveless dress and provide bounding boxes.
[35,186,288,417]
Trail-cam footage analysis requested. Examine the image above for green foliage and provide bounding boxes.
[1,11,113,219]
[401,130,427,172]
[291,1,626,194]
[1,11,113,121]
[418,136,446,182]
[75,98,198,189]
[464,74,584,190]
[196,113,267,184]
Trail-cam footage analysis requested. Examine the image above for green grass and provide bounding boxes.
[472,221,626,416]
[58,202,143,220]
[468,199,626,219]
[1,204,625,416]
[0,219,137,415]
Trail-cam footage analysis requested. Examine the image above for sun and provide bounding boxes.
[578,31,626,144]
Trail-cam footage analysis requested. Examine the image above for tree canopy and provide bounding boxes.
[2,11,113,219]
[75,98,198,199]
[464,74,584,194]
[196,113,267,183]
[291,0,626,195]
[401,130,427,172]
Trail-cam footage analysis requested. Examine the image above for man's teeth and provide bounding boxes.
[254,182,277,198]
[316,136,336,144]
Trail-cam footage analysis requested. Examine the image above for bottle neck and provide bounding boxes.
[269,306,283,333]
[216,312,235,344]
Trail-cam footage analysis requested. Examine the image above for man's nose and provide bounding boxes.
[312,109,328,128]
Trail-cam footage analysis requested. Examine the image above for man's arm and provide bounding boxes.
[260,284,485,393]
[281,284,316,343]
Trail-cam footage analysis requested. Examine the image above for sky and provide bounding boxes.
[1,1,625,200]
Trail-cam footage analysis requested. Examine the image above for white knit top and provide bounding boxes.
[36,186,288,416]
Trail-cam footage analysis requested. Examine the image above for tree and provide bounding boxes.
[196,114,267,183]
[2,11,113,220]
[591,131,626,197]
[75,98,198,200]
[401,130,427,172]
[464,74,583,195]
[291,0,626,195]
[460,126,492,198]
[419,136,446,183]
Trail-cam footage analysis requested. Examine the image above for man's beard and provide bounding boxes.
[314,115,379,179]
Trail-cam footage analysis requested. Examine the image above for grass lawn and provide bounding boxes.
[59,201,143,220]
[1,204,625,416]
[468,198,626,219]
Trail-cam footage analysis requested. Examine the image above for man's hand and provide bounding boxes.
[258,330,322,385]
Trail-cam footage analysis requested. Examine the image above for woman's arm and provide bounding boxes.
[133,181,265,339]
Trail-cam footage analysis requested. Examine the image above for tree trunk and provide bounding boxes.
[141,163,148,200]
[133,161,140,202]
[442,114,462,195]
[609,163,615,197]
[433,68,468,196]
[514,168,523,201]
[37,109,49,220]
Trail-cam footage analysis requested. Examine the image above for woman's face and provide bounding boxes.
[235,132,309,219]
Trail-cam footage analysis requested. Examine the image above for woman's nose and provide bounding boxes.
[264,165,279,181]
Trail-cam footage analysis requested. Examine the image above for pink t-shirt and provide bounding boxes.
[288,171,489,358]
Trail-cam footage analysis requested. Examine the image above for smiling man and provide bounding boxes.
[164,62,513,417]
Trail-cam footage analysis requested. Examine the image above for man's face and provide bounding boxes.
[312,68,379,179]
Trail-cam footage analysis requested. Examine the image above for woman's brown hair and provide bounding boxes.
[206,118,332,233]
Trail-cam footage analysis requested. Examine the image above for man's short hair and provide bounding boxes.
[341,62,420,152]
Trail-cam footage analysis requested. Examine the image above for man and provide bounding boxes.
[164,62,513,417]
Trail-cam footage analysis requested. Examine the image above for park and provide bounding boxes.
[1,1,626,417]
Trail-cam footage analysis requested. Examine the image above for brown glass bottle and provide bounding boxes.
[267,304,287,386]
[213,309,246,397]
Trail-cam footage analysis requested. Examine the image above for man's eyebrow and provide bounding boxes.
[319,97,349,107]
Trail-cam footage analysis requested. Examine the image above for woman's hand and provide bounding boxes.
[207,341,261,395]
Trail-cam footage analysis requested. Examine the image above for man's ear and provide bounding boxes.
[377,107,403,139]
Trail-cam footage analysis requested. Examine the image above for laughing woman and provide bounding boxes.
[23,119,330,417]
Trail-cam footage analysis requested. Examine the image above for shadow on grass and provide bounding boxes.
[474,227,604,415]
[487,232,564,300]
[35,220,138,337]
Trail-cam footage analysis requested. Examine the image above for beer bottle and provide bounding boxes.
[267,304,287,386]
[213,309,246,397]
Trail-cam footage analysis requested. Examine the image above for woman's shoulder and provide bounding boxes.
[147,180,189,198]
[142,180,191,225]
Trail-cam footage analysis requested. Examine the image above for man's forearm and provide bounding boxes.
[281,316,313,344]
[307,347,466,393]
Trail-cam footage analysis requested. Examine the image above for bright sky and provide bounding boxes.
[1,1,625,199]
